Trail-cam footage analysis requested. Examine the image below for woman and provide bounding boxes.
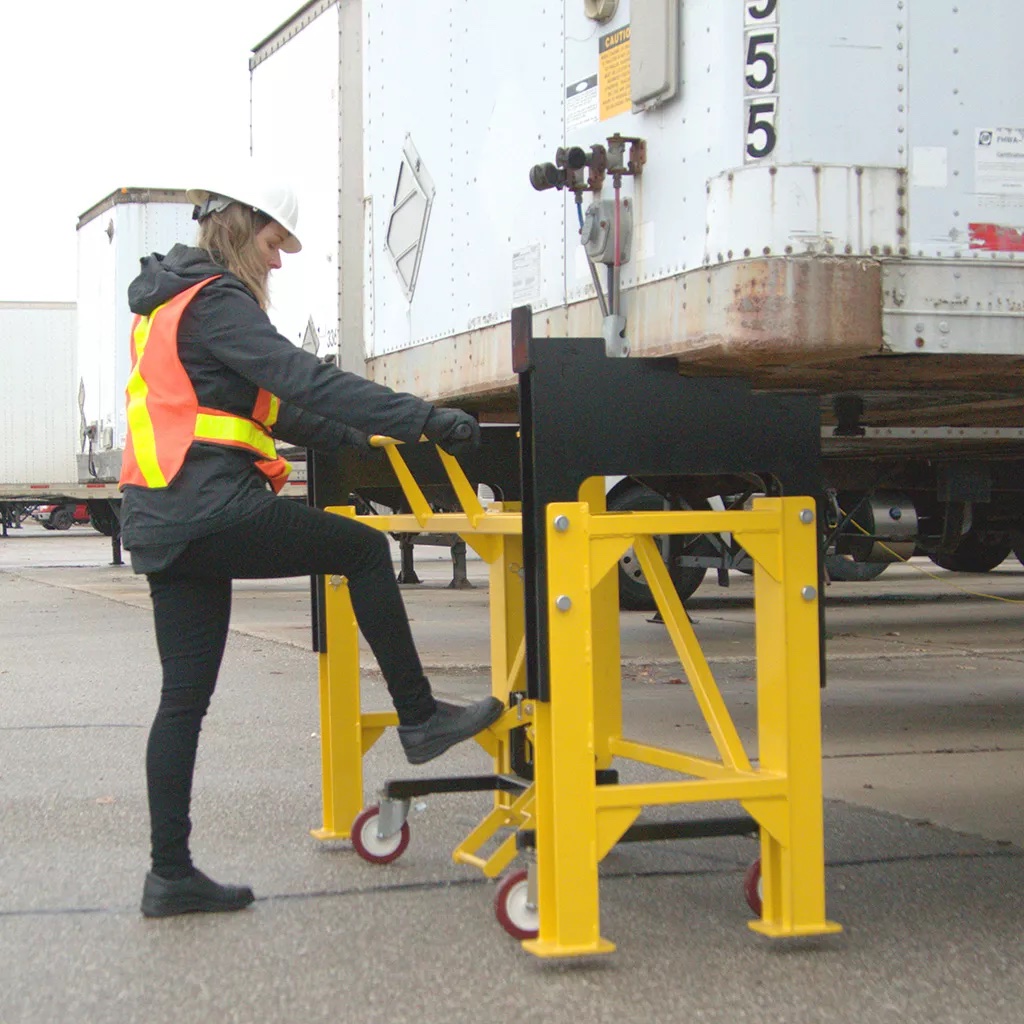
[121,172,502,918]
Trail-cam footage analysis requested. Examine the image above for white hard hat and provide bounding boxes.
[187,176,302,253]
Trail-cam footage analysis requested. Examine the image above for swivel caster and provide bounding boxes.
[744,857,762,916]
[495,868,539,940]
[351,804,410,864]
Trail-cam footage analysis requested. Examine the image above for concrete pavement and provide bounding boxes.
[2,525,1023,1023]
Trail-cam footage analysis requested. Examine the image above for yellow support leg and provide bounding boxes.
[522,501,614,958]
[746,497,842,939]
[311,569,367,841]
[578,479,621,770]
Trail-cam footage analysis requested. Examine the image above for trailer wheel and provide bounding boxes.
[495,869,538,940]
[743,858,762,916]
[88,501,116,537]
[607,486,710,610]
[50,507,75,531]
[824,554,889,582]
[350,805,410,865]
[929,534,1012,573]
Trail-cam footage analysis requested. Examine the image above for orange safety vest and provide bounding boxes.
[119,276,292,494]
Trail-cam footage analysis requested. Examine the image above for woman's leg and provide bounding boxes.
[170,499,437,724]
[145,574,231,878]
[166,497,503,763]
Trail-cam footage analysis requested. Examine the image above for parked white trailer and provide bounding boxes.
[251,0,1024,593]
[0,301,114,535]
[0,301,78,489]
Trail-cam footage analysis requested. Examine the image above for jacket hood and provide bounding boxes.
[128,244,227,316]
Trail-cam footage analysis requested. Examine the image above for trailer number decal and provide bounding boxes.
[744,1,779,162]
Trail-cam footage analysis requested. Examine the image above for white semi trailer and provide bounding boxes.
[0,301,82,529]
[249,0,1024,600]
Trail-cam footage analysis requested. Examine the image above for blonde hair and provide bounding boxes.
[196,204,273,309]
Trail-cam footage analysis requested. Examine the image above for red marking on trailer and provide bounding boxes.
[968,222,1024,251]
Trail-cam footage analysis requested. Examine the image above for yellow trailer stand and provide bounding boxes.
[313,468,840,956]
[524,495,842,955]
[310,314,841,957]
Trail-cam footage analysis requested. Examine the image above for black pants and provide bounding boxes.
[145,498,436,878]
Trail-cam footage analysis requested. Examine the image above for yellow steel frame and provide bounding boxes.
[523,493,841,956]
[313,442,840,956]
[312,442,534,880]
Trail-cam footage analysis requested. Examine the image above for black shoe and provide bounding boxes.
[398,697,504,765]
[141,869,255,918]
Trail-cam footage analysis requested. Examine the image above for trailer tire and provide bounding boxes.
[824,554,889,582]
[607,486,709,611]
[88,501,117,537]
[50,507,75,531]
[929,535,1012,573]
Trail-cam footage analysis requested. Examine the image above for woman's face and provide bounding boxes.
[255,220,291,272]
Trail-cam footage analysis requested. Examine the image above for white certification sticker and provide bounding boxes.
[976,128,1024,195]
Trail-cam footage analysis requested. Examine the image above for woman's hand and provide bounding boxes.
[422,408,481,456]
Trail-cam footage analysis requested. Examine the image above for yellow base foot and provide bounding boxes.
[748,920,843,939]
[521,937,616,958]
[310,827,351,841]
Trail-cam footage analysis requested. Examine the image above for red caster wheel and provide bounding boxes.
[495,869,539,940]
[744,857,762,916]
[351,804,410,864]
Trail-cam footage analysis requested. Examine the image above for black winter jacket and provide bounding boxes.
[120,244,433,568]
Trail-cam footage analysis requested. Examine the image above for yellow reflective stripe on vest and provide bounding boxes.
[266,395,280,427]
[125,312,167,487]
[194,412,278,460]
[263,394,281,428]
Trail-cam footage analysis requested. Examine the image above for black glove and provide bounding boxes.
[422,407,481,457]
[338,425,373,450]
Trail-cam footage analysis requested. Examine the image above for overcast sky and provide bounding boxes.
[0,0,300,301]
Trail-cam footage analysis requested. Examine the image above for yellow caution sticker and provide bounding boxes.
[599,25,631,120]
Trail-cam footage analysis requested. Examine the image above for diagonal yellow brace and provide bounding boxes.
[436,447,486,526]
[732,529,782,583]
[452,787,535,877]
[591,536,632,588]
[633,534,751,772]
[505,636,526,695]
[381,444,433,527]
